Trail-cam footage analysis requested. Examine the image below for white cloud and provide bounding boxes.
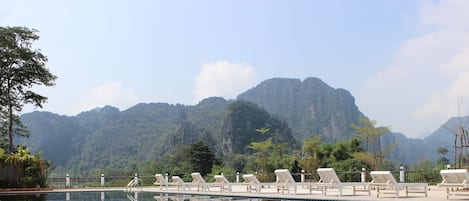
[415,71,469,115]
[357,0,469,138]
[419,0,469,31]
[442,48,469,75]
[73,81,139,114]
[194,60,257,102]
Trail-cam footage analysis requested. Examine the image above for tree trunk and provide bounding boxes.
[7,77,13,154]
[8,104,13,153]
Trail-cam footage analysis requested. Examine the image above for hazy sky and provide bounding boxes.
[2,0,469,138]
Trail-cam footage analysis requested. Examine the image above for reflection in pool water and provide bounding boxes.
[0,191,148,201]
[0,191,272,201]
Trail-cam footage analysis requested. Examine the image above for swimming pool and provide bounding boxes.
[0,191,271,201]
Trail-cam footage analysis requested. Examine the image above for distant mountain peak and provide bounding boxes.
[91,105,119,113]
[237,76,362,141]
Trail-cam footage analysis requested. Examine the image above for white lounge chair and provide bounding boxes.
[171,176,190,191]
[153,174,168,189]
[438,169,469,199]
[316,168,370,196]
[213,175,232,192]
[242,174,262,193]
[126,177,141,192]
[191,172,209,191]
[369,171,428,198]
[274,169,299,194]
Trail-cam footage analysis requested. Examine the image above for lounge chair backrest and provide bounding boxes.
[171,176,184,184]
[370,171,397,184]
[191,172,206,184]
[214,175,230,184]
[155,174,166,184]
[155,174,166,183]
[274,169,296,183]
[243,174,260,184]
[317,168,341,184]
[440,169,469,184]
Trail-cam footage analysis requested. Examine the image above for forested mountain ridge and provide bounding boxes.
[18,77,459,173]
[21,98,230,172]
[21,77,364,172]
[19,112,86,167]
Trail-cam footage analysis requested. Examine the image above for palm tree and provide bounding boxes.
[248,138,273,174]
[351,117,393,170]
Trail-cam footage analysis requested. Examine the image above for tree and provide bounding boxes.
[248,137,273,174]
[301,135,321,172]
[189,141,217,176]
[351,117,393,170]
[270,142,291,169]
[291,160,301,181]
[437,147,450,168]
[0,26,57,153]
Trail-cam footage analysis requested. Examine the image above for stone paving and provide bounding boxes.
[10,184,469,200]
[53,185,463,201]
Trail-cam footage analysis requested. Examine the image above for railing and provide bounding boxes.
[290,170,443,184]
[401,170,442,184]
[46,170,445,188]
[47,176,152,188]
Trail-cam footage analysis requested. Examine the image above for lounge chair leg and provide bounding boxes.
[446,188,449,200]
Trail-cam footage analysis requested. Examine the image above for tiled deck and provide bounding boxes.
[44,184,468,201]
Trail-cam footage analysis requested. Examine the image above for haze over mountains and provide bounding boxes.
[19,77,463,172]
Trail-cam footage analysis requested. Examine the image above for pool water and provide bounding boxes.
[0,191,270,201]
[0,191,152,201]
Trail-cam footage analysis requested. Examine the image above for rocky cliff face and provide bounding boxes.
[237,77,363,142]
[220,100,298,155]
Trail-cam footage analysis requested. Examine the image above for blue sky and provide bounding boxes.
[2,0,469,138]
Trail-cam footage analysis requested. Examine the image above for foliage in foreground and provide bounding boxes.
[0,146,50,188]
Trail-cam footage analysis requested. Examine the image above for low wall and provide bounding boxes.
[0,163,22,187]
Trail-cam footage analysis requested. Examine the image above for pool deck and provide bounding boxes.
[29,184,468,201]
